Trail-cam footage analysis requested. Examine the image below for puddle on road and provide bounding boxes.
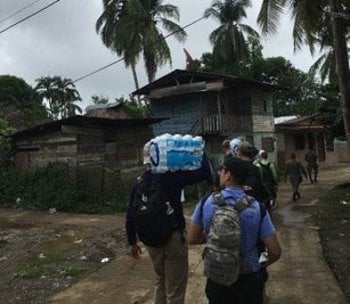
[277,204,312,226]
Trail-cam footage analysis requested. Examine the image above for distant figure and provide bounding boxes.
[284,153,308,201]
[305,148,319,183]
[255,150,279,213]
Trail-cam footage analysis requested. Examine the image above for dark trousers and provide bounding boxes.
[205,272,263,304]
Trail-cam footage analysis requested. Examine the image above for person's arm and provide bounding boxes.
[188,196,211,244]
[165,153,216,188]
[262,234,281,265]
[188,222,204,245]
[260,210,281,265]
[300,163,308,178]
[284,164,289,182]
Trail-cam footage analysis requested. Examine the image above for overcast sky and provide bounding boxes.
[0,0,320,111]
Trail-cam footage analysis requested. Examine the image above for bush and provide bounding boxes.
[0,164,130,214]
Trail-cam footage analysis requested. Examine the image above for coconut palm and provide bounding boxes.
[204,0,259,69]
[257,0,350,146]
[35,76,82,120]
[96,0,187,85]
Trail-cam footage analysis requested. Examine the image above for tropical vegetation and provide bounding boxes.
[204,0,259,75]
[0,75,48,130]
[35,76,82,120]
[96,0,187,90]
[256,0,350,146]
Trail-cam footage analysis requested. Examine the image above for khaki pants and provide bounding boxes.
[147,231,188,304]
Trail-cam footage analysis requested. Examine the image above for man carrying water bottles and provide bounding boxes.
[125,137,216,304]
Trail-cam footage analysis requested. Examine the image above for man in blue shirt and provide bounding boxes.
[188,157,281,304]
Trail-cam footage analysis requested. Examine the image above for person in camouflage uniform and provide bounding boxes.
[284,153,308,201]
[305,148,319,183]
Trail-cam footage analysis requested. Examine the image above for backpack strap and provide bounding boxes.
[212,192,254,212]
[234,195,255,212]
[212,192,226,207]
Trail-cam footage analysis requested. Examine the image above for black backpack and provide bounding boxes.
[132,174,175,247]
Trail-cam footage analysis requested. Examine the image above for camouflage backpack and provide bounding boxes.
[203,192,254,286]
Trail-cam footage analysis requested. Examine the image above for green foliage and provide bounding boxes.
[0,119,16,166]
[116,95,150,118]
[91,94,109,105]
[0,75,49,130]
[96,0,186,83]
[35,76,82,120]
[0,165,130,214]
[317,83,345,139]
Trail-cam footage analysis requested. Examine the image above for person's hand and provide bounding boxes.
[130,244,142,259]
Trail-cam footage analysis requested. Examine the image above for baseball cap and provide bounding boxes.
[222,157,249,185]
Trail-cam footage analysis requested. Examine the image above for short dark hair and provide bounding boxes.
[238,142,258,159]
[223,157,249,185]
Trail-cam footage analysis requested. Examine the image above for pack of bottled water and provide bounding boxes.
[149,133,205,173]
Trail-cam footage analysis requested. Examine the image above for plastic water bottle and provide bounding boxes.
[150,134,204,173]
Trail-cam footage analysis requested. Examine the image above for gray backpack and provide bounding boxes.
[203,192,254,286]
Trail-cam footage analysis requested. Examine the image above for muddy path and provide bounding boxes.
[43,163,350,304]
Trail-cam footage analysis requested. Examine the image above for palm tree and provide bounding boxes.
[96,0,141,91]
[53,77,82,118]
[204,0,259,70]
[257,0,350,146]
[96,0,187,85]
[35,76,82,120]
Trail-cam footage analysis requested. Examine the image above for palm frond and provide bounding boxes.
[257,0,285,35]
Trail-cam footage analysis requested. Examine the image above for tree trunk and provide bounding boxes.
[330,0,350,154]
[131,64,141,106]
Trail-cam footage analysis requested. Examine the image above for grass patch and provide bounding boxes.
[14,230,93,280]
[307,183,350,302]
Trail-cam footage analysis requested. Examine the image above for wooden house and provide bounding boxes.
[133,69,278,164]
[275,115,350,168]
[12,115,162,195]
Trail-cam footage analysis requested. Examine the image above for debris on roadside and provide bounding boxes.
[48,208,57,214]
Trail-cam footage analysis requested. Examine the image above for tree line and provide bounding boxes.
[0,0,349,145]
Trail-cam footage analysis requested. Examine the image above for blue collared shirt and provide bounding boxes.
[191,187,276,272]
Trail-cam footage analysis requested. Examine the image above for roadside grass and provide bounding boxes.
[293,183,350,302]
[14,230,94,280]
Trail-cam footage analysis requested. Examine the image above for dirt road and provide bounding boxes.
[45,163,350,304]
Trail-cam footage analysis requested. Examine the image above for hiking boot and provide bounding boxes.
[296,192,301,199]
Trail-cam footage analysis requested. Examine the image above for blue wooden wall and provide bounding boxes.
[151,93,203,136]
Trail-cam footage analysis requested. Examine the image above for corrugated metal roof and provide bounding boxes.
[274,116,299,125]
[132,69,279,95]
[13,115,166,139]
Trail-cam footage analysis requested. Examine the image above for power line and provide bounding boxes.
[0,0,44,25]
[73,15,207,84]
[0,0,61,35]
